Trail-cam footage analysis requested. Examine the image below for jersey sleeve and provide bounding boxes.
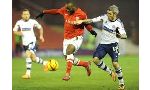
[75,9,87,20]
[117,21,126,35]
[91,14,106,23]
[33,20,42,29]
[43,6,66,15]
[57,6,66,15]
[13,21,20,31]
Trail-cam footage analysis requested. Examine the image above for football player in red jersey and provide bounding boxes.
[36,2,97,81]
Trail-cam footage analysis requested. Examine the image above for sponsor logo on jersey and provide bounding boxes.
[103,26,114,33]
[22,28,31,31]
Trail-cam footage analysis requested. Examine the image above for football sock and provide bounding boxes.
[115,67,124,85]
[97,61,112,74]
[77,60,88,67]
[66,60,73,75]
[65,54,74,76]
[26,58,32,76]
[35,57,47,65]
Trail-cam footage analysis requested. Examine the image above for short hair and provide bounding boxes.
[108,5,119,15]
[66,2,76,7]
[22,9,30,13]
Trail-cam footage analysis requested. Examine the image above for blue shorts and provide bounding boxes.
[23,42,37,52]
[93,43,119,62]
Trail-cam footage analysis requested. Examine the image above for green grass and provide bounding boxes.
[12,55,139,90]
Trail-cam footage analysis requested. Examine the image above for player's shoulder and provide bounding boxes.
[76,8,86,15]
[29,19,37,22]
[116,18,123,23]
[116,18,124,27]
[16,19,24,24]
[29,19,39,23]
[99,14,107,19]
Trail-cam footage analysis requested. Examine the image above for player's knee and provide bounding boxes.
[30,53,36,62]
[66,49,73,55]
[66,44,75,55]
[112,62,119,68]
[25,50,32,58]
[92,57,99,65]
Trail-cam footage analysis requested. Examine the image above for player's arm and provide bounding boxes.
[13,31,23,36]
[76,15,103,25]
[35,9,60,19]
[116,30,127,39]
[85,24,97,37]
[116,22,127,39]
[13,22,23,36]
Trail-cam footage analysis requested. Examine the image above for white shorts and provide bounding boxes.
[63,36,83,55]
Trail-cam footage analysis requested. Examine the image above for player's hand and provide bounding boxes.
[75,20,83,25]
[90,30,97,37]
[14,31,23,36]
[40,36,45,42]
[35,13,44,19]
[84,19,92,24]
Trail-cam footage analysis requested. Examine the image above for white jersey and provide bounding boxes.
[92,14,126,44]
[13,19,42,46]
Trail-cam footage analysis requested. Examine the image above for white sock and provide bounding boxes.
[97,61,112,74]
[26,58,32,76]
[115,67,124,85]
[35,57,48,65]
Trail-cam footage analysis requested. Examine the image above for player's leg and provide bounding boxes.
[92,44,116,81]
[73,57,91,76]
[112,62,125,90]
[30,52,48,71]
[109,43,125,89]
[22,50,32,79]
[72,36,91,76]
[62,44,75,81]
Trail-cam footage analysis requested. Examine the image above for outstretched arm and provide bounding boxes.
[35,9,60,19]
[43,9,59,14]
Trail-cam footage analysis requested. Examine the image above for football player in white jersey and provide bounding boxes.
[13,9,48,79]
[77,5,127,90]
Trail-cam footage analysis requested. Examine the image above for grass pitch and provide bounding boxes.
[12,55,139,90]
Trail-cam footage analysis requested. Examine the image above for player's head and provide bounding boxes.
[65,2,77,15]
[21,9,30,21]
[107,5,119,21]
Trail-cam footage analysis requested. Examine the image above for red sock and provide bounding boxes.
[66,60,73,75]
[77,61,88,67]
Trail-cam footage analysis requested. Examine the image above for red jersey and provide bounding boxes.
[43,6,93,39]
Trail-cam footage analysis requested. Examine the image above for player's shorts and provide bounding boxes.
[93,42,119,62]
[63,36,83,55]
[23,42,37,53]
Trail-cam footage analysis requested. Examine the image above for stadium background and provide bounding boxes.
[12,0,139,57]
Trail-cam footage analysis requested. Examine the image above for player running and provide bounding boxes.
[77,5,127,90]
[13,9,48,79]
[36,2,97,81]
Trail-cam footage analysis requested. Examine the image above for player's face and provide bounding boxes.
[21,11,30,21]
[66,3,76,15]
[107,10,115,21]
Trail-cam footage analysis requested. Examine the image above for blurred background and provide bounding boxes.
[12,0,139,57]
